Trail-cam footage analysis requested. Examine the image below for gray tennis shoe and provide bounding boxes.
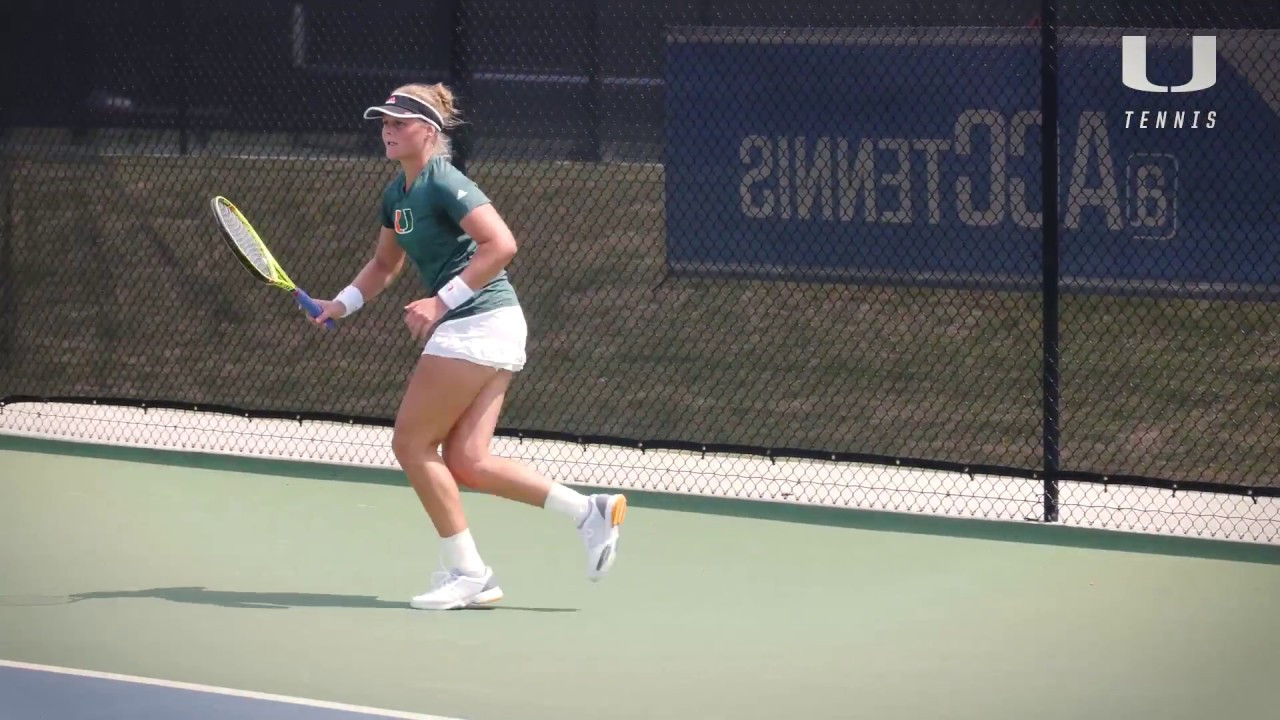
[577,494,627,581]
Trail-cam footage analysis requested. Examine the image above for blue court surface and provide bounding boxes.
[0,662,458,720]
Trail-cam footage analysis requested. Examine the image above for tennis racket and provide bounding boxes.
[209,195,335,330]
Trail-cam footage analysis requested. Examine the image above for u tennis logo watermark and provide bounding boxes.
[1121,35,1218,129]
[1122,35,1216,93]
[394,208,414,234]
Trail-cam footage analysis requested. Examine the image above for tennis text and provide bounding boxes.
[738,109,1177,238]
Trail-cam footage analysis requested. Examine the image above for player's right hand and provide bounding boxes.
[309,299,347,327]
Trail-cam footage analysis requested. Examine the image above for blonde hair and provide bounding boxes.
[392,82,461,158]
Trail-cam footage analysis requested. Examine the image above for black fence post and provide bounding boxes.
[70,8,92,145]
[450,0,472,174]
[0,128,11,376]
[1040,0,1061,523]
[0,2,13,374]
[173,0,190,155]
[576,0,602,163]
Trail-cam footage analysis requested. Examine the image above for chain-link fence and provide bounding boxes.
[1,0,1277,542]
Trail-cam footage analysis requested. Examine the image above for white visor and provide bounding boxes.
[362,93,443,130]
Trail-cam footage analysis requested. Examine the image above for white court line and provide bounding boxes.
[0,659,466,720]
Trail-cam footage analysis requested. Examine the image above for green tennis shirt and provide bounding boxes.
[380,155,519,322]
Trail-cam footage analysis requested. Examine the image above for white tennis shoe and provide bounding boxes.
[578,494,627,581]
[409,566,503,610]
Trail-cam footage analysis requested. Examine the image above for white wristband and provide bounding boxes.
[333,285,364,317]
[437,276,475,309]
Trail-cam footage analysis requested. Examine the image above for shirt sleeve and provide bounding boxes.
[430,160,492,225]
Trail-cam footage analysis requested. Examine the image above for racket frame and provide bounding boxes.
[209,196,335,329]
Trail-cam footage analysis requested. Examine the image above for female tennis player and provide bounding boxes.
[309,83,626,611]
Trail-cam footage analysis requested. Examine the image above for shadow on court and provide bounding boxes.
[60,587,577,613]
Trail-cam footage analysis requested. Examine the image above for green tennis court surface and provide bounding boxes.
[2,441,1278,720]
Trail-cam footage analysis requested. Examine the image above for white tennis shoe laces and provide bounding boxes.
[577,494,627,581]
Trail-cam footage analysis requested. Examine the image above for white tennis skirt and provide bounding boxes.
[423,305,527,372]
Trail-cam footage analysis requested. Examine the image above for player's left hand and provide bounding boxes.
[404,297,446,341]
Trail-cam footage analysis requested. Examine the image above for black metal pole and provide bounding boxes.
[71,8,91,145]
[0,128,12,376]
[449,0,472,174]
[0,5,16,373]
[174,0,190,155]
[1040,0,1061,523]
[579,0,602,162]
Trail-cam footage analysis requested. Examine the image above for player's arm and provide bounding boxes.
[347,226,407,303]
[314,227,406,324]
[453,204,517,291]
[403,204,516,339]
[428,166,517,312]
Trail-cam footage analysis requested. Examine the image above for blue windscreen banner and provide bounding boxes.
[662,27,1280,298]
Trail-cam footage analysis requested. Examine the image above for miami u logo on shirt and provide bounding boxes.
[394,208,414,234]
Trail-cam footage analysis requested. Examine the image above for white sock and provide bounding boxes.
[440,528,486,576]
[544,483,592,526]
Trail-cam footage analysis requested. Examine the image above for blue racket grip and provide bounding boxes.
[293,288,336,330]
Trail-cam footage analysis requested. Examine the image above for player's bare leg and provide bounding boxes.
[443,371,627,581]
[393,353,504,609]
